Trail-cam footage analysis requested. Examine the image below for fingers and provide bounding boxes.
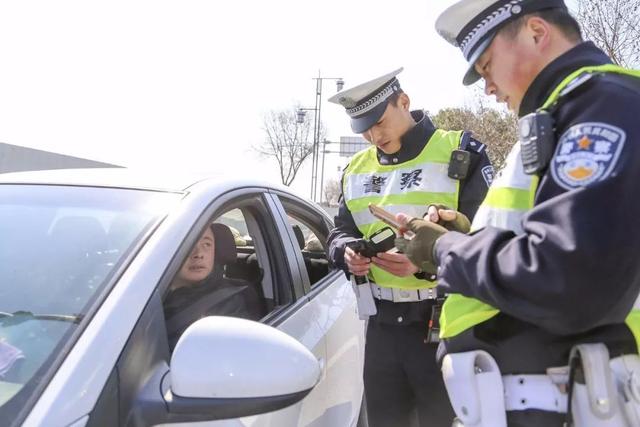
[405,217,429,233]
[395,213,413,227]
[349,263,371,276]
[426,205,440,222]
[438,209,458,222]
[346,256,371,275]
[344,246,371,276]
[438,209,471,233]
[374,252,406,262]
[372,253,418,277]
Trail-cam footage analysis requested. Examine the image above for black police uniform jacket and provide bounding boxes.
[435,42,640,373]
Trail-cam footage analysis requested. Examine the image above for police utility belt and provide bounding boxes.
[350,276,438,321]
[442,344,640,427]
[370,282,438,302]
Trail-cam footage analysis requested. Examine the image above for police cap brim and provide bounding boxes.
[350,100,389,134]
[462,35,494,86]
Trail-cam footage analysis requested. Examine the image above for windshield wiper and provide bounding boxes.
[0,310,84,325]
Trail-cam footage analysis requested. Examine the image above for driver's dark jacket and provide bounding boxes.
[164,267,263,349]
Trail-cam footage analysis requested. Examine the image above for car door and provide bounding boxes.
[81,187,334,427]
[265,191,366,427]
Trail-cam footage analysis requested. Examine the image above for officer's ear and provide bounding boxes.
[525,16,552,50]
[397,93,410,112]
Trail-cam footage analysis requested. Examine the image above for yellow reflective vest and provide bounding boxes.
[440,65,640,351]
[343,129,462,290]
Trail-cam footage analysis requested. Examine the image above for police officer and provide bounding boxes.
[327,68,492,427]
[396,1,640,426]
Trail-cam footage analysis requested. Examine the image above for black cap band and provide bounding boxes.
[457,0,567,62]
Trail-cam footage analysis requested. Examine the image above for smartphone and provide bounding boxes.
[368,204,415,239]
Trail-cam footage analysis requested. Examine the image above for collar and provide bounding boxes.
[377,110,436,165]
[518,42,612,117]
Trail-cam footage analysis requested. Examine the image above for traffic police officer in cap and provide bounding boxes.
[395,1,640,426]
[327,68,492,427]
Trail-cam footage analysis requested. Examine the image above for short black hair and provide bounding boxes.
[387,90,405,106]
[500,8,582,43]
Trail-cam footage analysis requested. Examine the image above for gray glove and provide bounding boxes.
[395,218,448,275]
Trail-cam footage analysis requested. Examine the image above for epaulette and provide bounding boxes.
[550,71,640,113]
[459,131,486,155]
[557,72,596,99]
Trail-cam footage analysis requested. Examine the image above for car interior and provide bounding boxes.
[159,195,337,353]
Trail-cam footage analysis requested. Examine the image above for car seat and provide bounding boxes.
[210,223,265,306]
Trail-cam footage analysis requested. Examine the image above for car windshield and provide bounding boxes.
[0,184,180,422]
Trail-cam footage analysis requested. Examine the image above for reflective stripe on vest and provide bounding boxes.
[440,65,640,349]
[343,129,462,290]
[470,143,540,235]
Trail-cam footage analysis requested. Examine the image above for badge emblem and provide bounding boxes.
[551,122,626,190]
[481,165,495,186]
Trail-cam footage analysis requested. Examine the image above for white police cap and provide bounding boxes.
[436,0,567,85]
[328,68,404,134]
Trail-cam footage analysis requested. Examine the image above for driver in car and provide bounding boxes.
[163,223,264,350]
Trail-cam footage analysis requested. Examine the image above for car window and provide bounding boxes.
[0,184,180,425]
[162,201,294,350]
[277,198,331,288]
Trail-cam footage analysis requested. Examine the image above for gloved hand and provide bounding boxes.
[395,216,448,275]
[424,204,471,233]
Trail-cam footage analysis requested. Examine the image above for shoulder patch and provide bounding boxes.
[551,122,626,190]
[481,165,495,186]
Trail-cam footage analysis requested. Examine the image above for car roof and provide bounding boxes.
[0,168,290,193]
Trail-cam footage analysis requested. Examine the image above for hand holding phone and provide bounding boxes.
[368,204,415,239]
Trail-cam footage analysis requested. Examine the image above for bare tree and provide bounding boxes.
[255,106,324,186]
[431,95,518,170]
[323,178,342,206]
[577,0,640,68]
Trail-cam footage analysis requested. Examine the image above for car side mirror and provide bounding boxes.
[162,316,321,420]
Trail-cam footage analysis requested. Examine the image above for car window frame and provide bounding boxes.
[266,191,340,295]
[158,189,300,305]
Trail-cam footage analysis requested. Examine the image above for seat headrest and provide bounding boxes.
[211,223,237,265]
[292,224,305,250]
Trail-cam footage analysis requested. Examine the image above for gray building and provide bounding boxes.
[0,143,120,174]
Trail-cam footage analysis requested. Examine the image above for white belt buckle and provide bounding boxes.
[420,287,436,300]
[391,288,417,302]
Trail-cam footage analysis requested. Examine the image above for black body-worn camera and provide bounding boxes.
[448,149,471,180]
[519,111,555,175]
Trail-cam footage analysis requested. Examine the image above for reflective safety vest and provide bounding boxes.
[440,65,640,351]
[343,129,463,290]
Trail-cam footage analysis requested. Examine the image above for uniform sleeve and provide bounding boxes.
[327,171,362,273]
[458,134,493,220]
[434,82,640,336]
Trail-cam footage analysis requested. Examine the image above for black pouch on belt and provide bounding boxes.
[426,296,446,343]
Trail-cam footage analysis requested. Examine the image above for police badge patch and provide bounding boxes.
[551,122,626,190]
[481,165,495,186]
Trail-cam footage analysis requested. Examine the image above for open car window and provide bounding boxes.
[275,195,332,289]
[161,196,296,351]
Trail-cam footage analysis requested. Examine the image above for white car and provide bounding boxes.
[0,169,366,427]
